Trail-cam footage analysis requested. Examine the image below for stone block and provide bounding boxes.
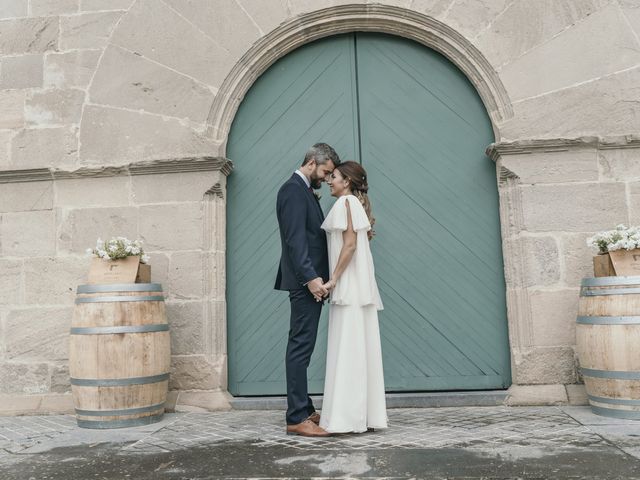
[89,46,214,122]
[132,171,221,204]
[11,126,78,169]
[0,180,53,212]
[620,0,640,40]
[163,0,260,58]
[476,0,609,68]
[23,255,88,305]
[164,389,178,411]
[566,384,588,406]
[630,181,640,225]
[60,11,123,50]
[506,384,568,406]
[55,175,130,208]
[205,252,226,301]
[0,90,25,129]
[79,105,219,165]
[0,17,58,54]
[44,49,101,88]
[207,300,226,358]
[0,259,22,305]
[146,252,169,287]
[0,0,28,19]
[0,393,74,415]
[561,233,596,286]
[520,183,627,232]
[500,4,640,102]
[500,149,598,184]
[1,210,55,256]
[0,393,41,415]
[31,0,79,16]
[0,362,50,394]
[437,0,511,40]
[0,130,13,168]
[501,66,640,140]
[529,289,579,347]
[5,306,72,361]
[166,301,204,355]
[39,392,74,413]
[111,0,231,87]
[138,203,203,251]
[168,252,204,300]
[512,346,577,385]
[0,53,43,88]
[169,354,224,390]
[25,88,84,127]
[175,390,232,411]
[49,363,70,393]
[234,0,289,34]
[599,147,640,181]
[80,0,133,11]
[59,206,138,254]
[405,0,452,18]
[519,236,561,287]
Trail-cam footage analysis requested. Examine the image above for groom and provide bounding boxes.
[275,143,340,437]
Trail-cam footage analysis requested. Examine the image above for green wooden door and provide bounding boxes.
[227,33,511,396]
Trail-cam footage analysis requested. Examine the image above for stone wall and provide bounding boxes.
[1,0,640,412]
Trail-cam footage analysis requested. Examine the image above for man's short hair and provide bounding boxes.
[302,143,340,167]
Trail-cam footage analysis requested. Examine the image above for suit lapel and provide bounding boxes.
[292,174,324,222]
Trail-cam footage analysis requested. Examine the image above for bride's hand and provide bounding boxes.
[323,279,336,292]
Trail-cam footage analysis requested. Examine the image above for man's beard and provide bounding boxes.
[309,171,323,189]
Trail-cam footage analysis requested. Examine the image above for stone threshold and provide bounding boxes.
[230,390,509,410]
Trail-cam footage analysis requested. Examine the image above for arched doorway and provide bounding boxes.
[226,32,511,395]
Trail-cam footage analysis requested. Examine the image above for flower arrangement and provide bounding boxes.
[86,237,150,264]
[586,224,640,254]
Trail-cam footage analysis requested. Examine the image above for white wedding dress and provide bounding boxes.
[319,194,388,433]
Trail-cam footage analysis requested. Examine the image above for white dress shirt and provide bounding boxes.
[295,169,311,188]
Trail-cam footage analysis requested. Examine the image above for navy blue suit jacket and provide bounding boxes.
[274,173,329,291]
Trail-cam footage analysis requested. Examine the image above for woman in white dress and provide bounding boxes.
[317,160,388,434]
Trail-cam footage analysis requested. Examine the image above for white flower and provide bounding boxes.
[141,254,150,264]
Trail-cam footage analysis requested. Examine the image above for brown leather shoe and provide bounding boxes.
[286,419,330,437]
[307,412,320,425]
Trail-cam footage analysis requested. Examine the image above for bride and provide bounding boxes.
[317,160,388,433]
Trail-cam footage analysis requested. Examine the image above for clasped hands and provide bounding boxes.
[307,277,336,302]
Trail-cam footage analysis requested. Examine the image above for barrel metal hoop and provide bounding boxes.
[75,295,165,304]
[581,368,640,380]
[70,324,169,335]
[580,287,640,296]
[77,283,163,294]
[589,405,640,420]
[588,394,640,406]
[576,316,640,325]
[75,402,165,417]
[76,413,165,429]
[70,373,169,386]
[581,276,640,287]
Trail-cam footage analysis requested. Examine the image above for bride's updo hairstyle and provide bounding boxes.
[334,161,376,240]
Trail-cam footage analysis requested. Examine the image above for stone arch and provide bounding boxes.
[206,4,514,153]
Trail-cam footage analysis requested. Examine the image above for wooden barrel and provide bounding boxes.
[69,283,170,429]
[577,276,640,420]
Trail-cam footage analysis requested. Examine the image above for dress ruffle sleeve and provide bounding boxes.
[321,195,371,232]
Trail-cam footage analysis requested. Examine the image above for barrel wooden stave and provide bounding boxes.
[577,276,640,419]
[70,284,170,428]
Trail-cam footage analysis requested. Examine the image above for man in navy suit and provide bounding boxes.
[275,143,340,437]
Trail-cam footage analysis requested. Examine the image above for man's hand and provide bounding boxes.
[307,277,328,302]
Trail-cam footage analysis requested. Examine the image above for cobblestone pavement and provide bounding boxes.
[1,406,640,479]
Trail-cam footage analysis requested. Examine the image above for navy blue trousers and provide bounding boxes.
[285,288,323,425]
